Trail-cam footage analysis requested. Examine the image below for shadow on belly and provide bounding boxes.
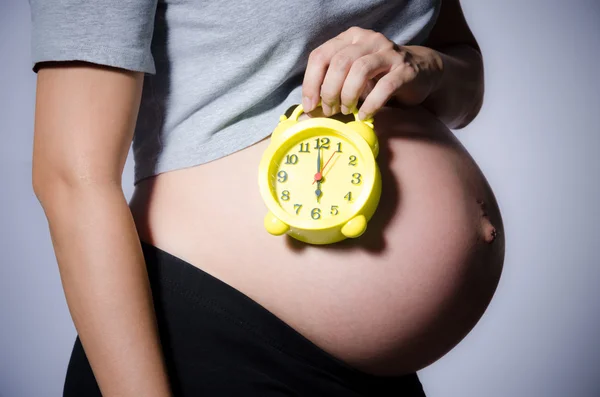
[285,106,468,254]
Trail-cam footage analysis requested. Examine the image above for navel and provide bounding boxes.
[477,199,497,244]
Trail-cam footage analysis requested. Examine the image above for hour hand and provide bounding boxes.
[315,181,322,202]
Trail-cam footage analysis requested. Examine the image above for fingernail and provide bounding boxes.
[341,105,349,114]
[302,96,312,112]
[358,111,369,121]
[322,103,331,116]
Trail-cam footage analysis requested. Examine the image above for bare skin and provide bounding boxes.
[129,105,505,376]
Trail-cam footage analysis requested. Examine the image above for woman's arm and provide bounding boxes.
[413,0,484,129]
[32,63,172,397]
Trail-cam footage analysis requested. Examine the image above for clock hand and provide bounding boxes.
[317,145,321,173]
[322,150,337,173]
[315,146,323,201]
[314,146,323,183]
[315,180,322,203]
[313,150,338,184]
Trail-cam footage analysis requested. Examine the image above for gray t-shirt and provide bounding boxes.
[30,0,441,184]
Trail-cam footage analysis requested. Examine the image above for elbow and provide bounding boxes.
[32,158,71,203]
[32,157,120,208]
[31,160,56,205]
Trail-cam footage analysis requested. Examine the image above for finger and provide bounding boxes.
[302,36,354,113]
[359,79,376,101]
[359,71,388,100]
[320,42,379,116]
[358,64,417,120]
[340,52,395,115]
[302,27,383,113]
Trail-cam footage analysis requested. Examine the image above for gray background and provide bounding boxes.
[1,0,599,396]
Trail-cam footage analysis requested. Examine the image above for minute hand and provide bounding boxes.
[313,146,323,183]
[317,146,321,174]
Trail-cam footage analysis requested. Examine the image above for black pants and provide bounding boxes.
[63,241,426,396]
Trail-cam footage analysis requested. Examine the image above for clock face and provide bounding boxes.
[270,132,368,224]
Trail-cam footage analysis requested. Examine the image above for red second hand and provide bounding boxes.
[313,151,337,184]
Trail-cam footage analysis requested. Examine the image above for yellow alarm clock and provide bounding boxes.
[258,102,382,245]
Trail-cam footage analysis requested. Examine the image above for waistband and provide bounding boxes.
[140,240,424,395]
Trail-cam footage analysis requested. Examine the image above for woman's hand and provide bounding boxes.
[302,26,444,121]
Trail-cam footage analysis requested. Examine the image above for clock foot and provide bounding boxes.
[341,215,367,238]
[264,212,289,236]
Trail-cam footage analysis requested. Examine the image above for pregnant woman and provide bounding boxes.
[30,0,504,396]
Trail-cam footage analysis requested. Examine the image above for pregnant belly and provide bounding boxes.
[129,106,505,376]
